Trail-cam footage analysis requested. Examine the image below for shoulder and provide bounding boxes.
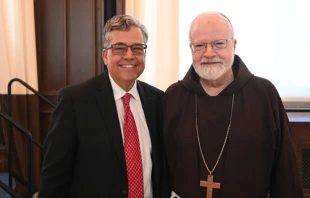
[58,74,105,99]
[164,81,187,100]
[245,75,284,114]
[248,75,280,97]
[165,81,182,93]
[137,80,164,97]
[250,75,276,88]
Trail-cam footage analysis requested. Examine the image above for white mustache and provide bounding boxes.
[200,58,223,64]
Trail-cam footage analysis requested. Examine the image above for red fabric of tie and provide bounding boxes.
[122,93,144,198]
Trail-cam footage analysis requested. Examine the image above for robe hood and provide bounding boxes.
[179,54,254,96]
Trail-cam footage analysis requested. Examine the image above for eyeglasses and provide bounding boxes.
[190,39,234,52]
[105,43,147,55]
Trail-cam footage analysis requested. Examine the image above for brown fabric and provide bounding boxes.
[162,55,304,198]
[0,94,41,193]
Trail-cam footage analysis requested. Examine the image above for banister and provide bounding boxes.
[0,110,33,198]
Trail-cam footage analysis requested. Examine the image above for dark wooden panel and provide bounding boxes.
[116,0,125,15]
[96,0,106,73]
[0,146,7,172]
[35,0,66,92]
[35,0,125,144]
[35,0,126,91]
[67,1,95,84]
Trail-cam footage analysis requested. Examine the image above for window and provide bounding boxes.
[179,0,310,108]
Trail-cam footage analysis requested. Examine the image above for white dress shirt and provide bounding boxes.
[109,73,153,198]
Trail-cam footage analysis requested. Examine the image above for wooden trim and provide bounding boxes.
[95,0,105,74]
[116,0,125,15]
[39,91,58,96]
[64,0,69,85]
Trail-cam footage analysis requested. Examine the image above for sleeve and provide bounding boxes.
[159,91,172,198]
[38,88,78,198]
[268,85,304,198]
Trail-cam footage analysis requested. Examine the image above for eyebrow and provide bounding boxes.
[112,42,144,45]
[193,39,227,44]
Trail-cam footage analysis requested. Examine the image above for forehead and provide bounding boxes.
[190,14,232,43]
[109,27,144,44]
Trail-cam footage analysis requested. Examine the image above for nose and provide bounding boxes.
[123,47,135,59]
[203,44,216,57]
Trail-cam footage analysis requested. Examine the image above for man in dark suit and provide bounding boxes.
[39,15,168,198]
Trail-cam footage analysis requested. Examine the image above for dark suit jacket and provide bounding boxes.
[39,71,169,198]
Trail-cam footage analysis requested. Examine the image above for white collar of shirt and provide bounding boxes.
[108,73,139,100]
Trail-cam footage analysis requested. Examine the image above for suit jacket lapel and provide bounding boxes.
[137,81,162,197]
[137,81,158,156]
[95,71,126,168]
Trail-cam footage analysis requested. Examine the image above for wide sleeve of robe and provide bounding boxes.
[268,83,304,198]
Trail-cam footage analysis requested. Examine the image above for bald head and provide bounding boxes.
[189,11,237,84]
[189,12,234,42]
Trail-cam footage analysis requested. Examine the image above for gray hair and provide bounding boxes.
[102,15,148,48]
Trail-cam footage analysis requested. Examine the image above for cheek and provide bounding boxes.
[193,54,202,64]
[137,56,146,65]
[222,48,235,60]
[223,52,234,63]
[108,56,122,66]
[213,51,229,61]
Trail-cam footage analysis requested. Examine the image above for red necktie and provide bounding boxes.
[122,93,144,198]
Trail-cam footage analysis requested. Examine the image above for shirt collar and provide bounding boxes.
[108,72,139,101]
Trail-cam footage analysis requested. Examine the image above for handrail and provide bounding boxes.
[6,78,55,197]
[0,180,22,198]
[8,78,56,108]
[0,110,33,198]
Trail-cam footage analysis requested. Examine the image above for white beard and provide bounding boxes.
[193,58,229,80]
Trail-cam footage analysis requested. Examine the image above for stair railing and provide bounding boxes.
[6,78,56,197]
[0,110,33,198]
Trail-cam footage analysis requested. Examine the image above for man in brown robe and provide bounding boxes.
[162,11,304,198]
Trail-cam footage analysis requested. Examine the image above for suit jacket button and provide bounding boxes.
[122,190,127,195]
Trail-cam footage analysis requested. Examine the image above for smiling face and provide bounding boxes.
[102,27,145,91]
[190,13,236,81]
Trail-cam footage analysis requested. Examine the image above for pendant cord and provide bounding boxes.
[195,94,235,176]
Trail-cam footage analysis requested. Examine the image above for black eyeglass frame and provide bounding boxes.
[105,43,147,55]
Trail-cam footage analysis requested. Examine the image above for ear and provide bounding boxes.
[233,39,237,49]
[102,49,108,65]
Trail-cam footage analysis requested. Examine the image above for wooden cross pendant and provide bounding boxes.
[200,175,221,198]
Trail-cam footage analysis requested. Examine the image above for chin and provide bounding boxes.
[194,64,228,80]
[122,73,140,82]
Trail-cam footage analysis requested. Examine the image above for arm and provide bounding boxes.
[159,91,171,198]
[39,88,78,198]
[268,86,304,198]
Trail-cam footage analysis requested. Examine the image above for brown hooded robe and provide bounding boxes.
[162,55,304,198]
